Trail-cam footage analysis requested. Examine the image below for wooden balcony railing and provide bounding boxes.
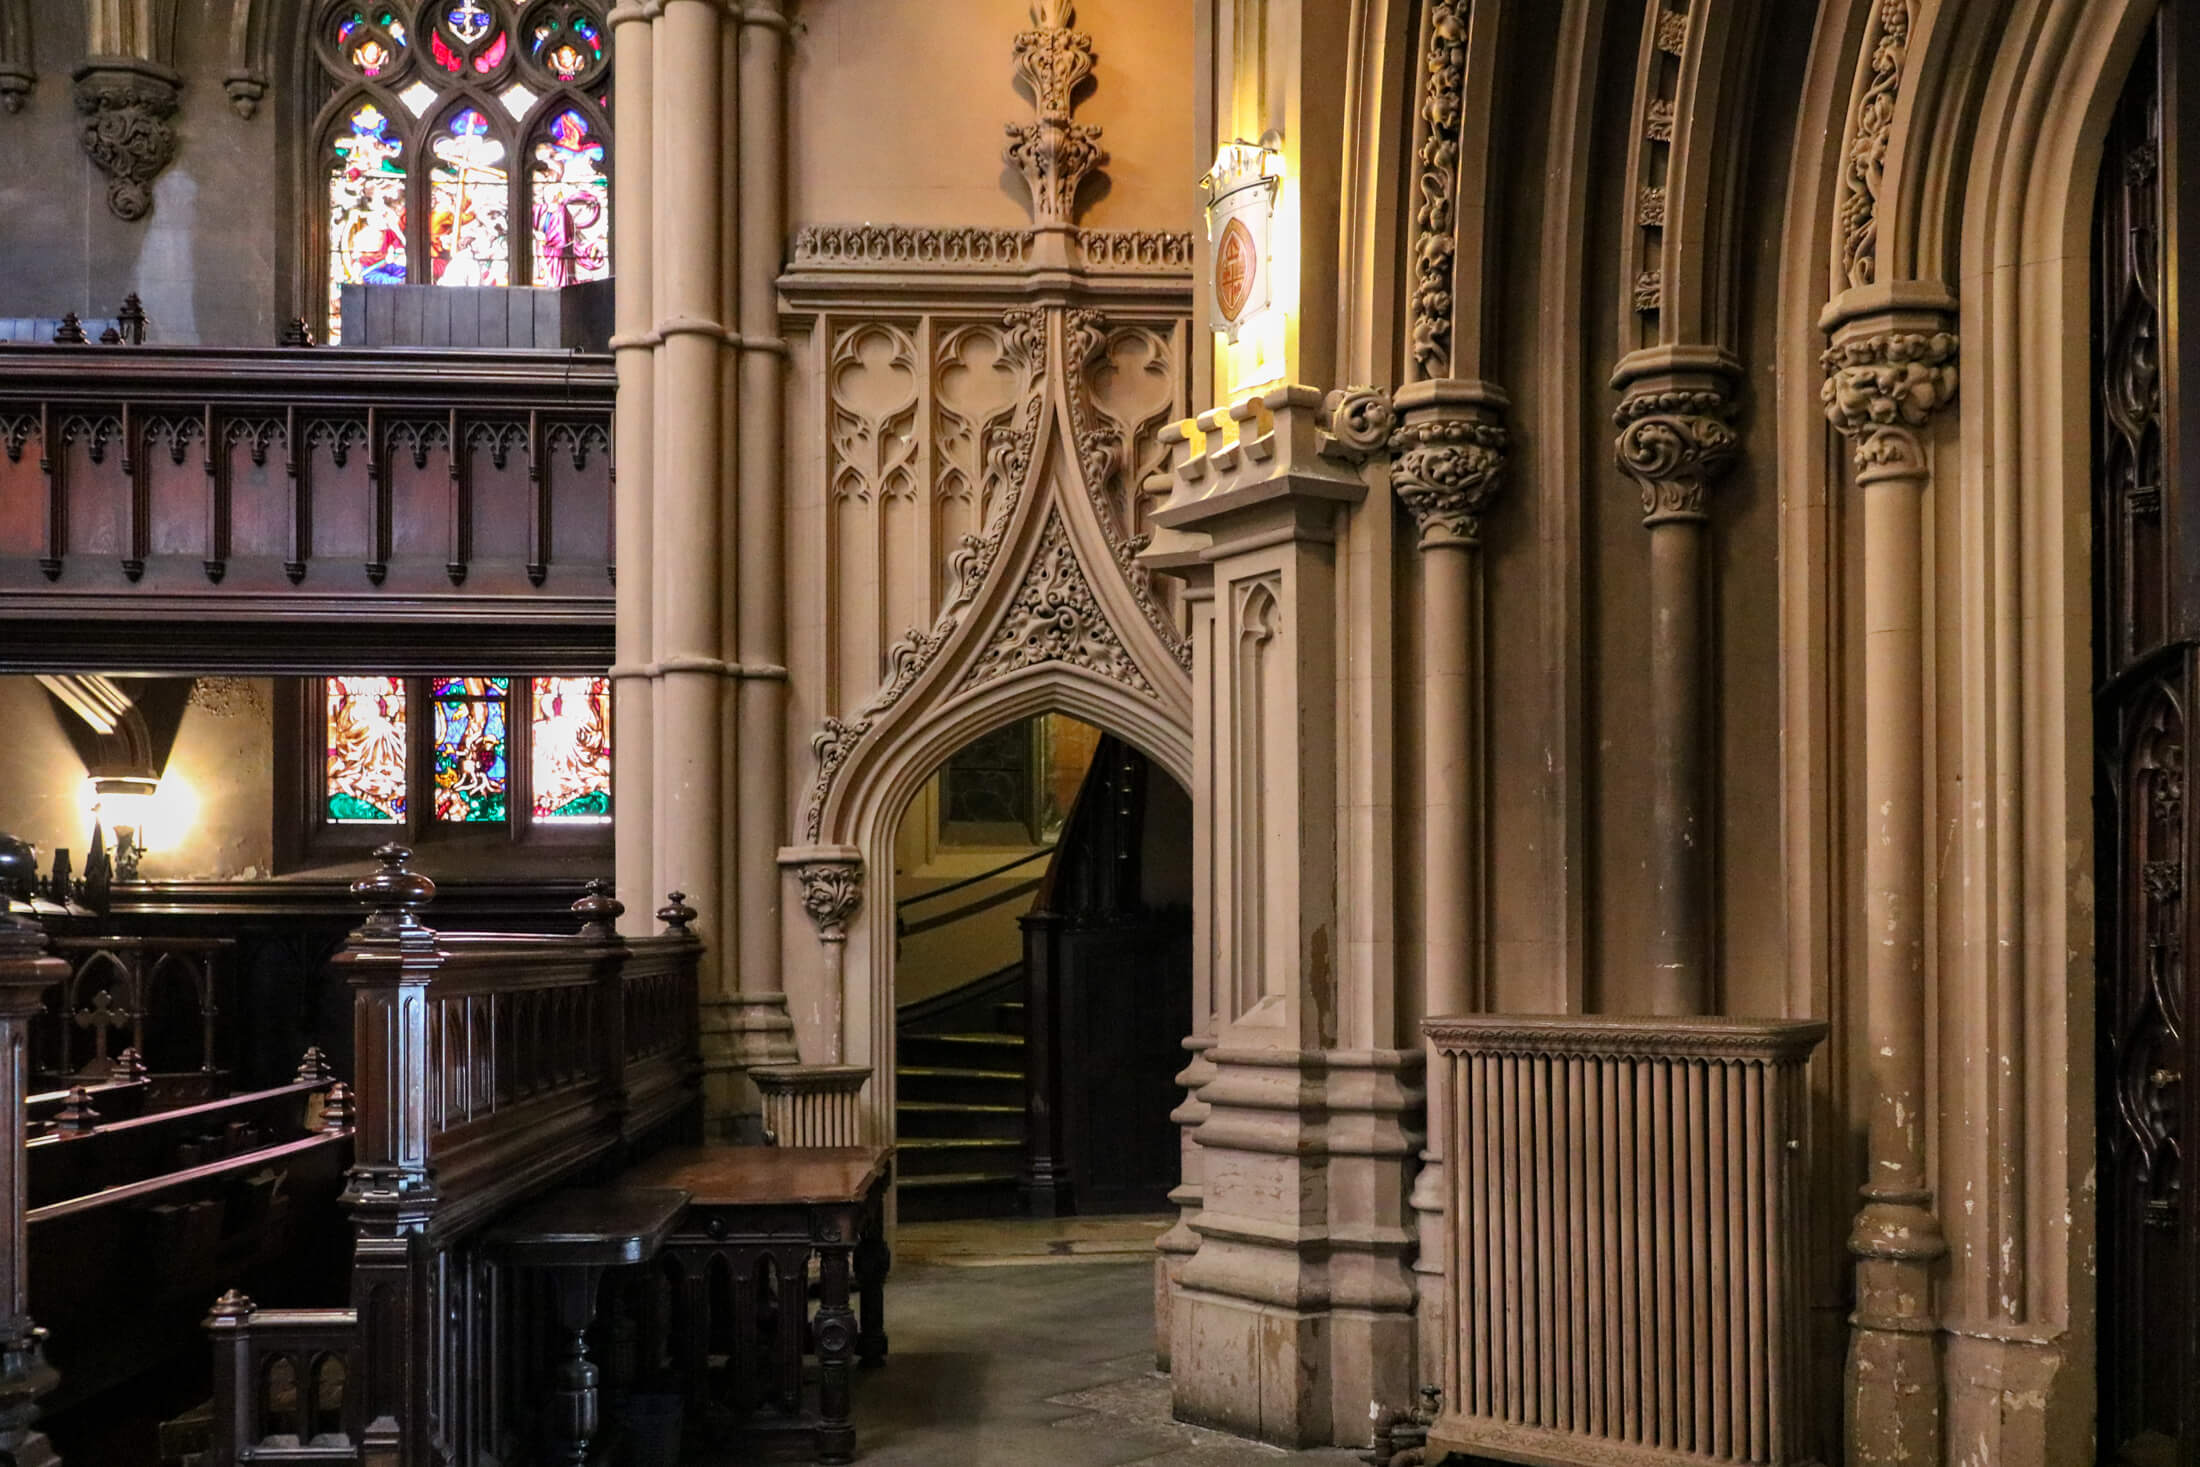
[0,343,613,669]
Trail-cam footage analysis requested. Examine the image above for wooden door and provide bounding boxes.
[2098,16,2200,1465]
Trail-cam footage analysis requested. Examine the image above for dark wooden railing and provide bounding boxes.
[0,344,614,670]
[205,853,702,1467]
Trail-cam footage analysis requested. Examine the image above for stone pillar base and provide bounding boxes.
[751,1063,872,1147]
[1168,1046,1422,1449]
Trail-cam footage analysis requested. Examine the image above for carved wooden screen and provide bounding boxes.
[2096,16,2200,1464]
[312,0,612,341]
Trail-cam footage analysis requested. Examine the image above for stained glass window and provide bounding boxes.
[327,677,409,821]
[531,676,613,821]
[530,110,609,288]
[432,677,510,822]
[429,108,511,286]
[313,0,613,339]
[327,102,409,343]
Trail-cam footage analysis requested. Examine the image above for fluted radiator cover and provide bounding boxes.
[1421,1015,1827,1467]
[750,1063,872,1147]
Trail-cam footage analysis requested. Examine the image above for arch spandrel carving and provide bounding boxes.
[799,302,1193,858]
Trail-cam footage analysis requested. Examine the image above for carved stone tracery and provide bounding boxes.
[73,63,181,222]
[962,508,1156,695]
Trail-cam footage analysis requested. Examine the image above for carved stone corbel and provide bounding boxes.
[73,60,181,221]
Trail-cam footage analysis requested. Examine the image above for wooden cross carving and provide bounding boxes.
[73,988,129,1069]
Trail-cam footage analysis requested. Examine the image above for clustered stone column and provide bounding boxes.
[1609,348,1741,1016]
[1821,301,1958,1467]
[1383,378,1508,1382]
[0,915,63,1467]
[612,0,801,1136]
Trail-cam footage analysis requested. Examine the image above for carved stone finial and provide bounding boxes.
[1389,415,1510,548]
[51,313,85,345]
[657,890,696,933]
[1820,329,1958,471]
[110,1045,147,1083]
[1612,387,1740,525]
[73,62,181,222]
[795,861,864,943]
[350,844,436,939]
[296,1046,332,1083]
[1004,0,1106,225]
[319,1082,355,1134]
[574,878,624,939]
[55,1087,99,1135]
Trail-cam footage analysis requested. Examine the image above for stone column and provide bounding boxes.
[649,0,732,1126]
[1820,295,1957,1467]
[1609,346,1741,1016]
[1153,388,1423,1448]
[726,0,800,1072]
[1385,377,1508,1391]
[608,0,656,936]
[757,847,873,1146]
[0,916,63,1467]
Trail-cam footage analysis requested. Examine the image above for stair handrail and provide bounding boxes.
[893,846,1056,911]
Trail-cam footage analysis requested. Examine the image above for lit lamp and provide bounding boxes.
[86,775,158,881]
[1200,134,1285,392]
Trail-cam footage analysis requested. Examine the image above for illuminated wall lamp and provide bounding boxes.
[86,775,158,881]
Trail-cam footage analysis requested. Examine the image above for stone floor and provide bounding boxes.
[845,1216,1366,1467]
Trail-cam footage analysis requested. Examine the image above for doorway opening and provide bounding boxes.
[888,712,1193,1222]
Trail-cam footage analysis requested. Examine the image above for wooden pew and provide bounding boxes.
[202,852,703,1467]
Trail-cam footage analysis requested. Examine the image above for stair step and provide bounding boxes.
[927,1032,1025,1046]
[898,1065,1022,1081]
[897,1101,1022,1113]
[900,1137,1021,1151]
[899,1135,1022,1178]
[899,1169,1020,1189]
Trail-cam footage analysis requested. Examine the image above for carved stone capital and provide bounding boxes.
[781,847,864,942]
[1005,3,1106,225]
[1388,413,1509,549]
[1820,328,1958,472]
[1612,386,1739,526]
[73,60,180,222]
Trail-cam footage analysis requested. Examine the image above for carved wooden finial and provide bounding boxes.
[110,1045,148,1083]
[573,878,624,939]
[657,891,696,933]
[296,1045,333,1083]
[55,1087,99,1135]
[116,292,146,345]
[208,1288,254,1321]
[351,844,436,938]
[52,312,86,345]
[319,1081,355,1134]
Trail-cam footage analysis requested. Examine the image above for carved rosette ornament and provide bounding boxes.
[73,62,181,222]
[1820,328,1958,469]
[1390,416,1509,548]
[1612,388,1740,525]
[1004,0,1106,225]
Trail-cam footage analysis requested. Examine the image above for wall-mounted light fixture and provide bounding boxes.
[1200,135,1283,343]
[84,775,158,880]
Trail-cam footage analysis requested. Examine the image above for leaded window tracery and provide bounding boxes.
[313,0,611,342]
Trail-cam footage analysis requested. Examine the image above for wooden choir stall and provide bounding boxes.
[0,846,892,1467]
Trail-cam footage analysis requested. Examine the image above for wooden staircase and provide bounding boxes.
[896,987,1028,1220]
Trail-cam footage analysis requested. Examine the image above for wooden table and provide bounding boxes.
[621,1146,891,1464]
[488,1186,690,1467]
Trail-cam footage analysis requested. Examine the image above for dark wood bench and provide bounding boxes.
[621,1145,892,1464]
[489,1185,691,1466]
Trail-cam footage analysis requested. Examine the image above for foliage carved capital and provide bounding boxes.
[1612,387,1740,526]
[793,858,864,942]
[1389,411,1509,549]
[1820,329,1957,471]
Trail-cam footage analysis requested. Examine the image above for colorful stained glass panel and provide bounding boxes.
[530,110,609,288]
[429,108,511,286]
[434,678,510,822]
[327,102,409,343]
[531,676,612,821]
[531,12,605,81]
[327,676,409,822]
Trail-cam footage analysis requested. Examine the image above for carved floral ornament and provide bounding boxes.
[1612,388,1740,525]
[74,62,181,222]
[960,508,1157,696]
[1004,0,1107,225]
[1391,415,1510,548]
[1838,0,1916,290]
[1410,0,1469,379]
[1820,329,1958,468]
[795,858,864,943]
